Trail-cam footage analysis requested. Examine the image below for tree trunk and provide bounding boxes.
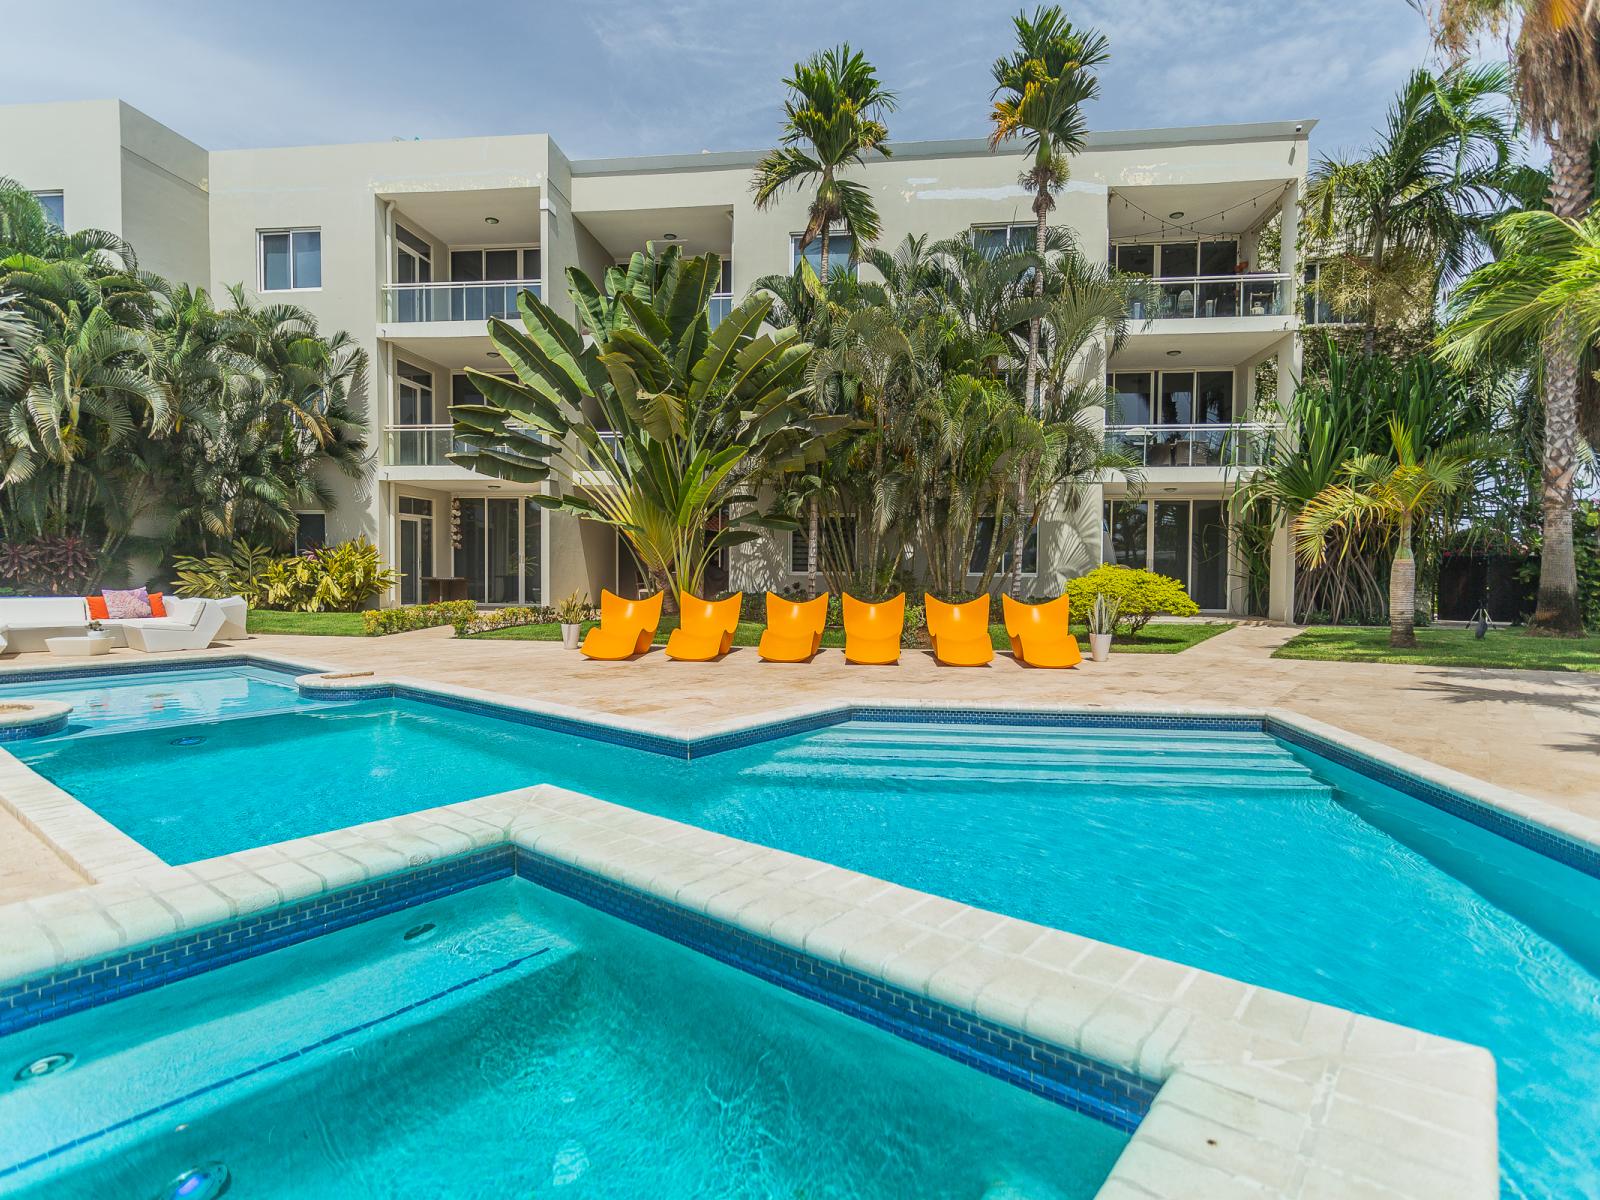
[1010,200,1048,596]
[819,228,829,287]
[807,496,820,597]
[1389,516,1416,648]
[1530,133,1591,636]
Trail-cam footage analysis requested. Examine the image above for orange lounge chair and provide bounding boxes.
[664,591,743,661]
[580,589,663,660]
[757,592,828,662]
[842,593,904,665]
[924,594,995,666]
[1002,594,1082,668]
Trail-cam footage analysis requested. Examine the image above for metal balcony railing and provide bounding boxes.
[1126,274,1291,321]
[1104,422,1279,468]
[382,280,542,323]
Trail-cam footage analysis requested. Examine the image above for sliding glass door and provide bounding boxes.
[1102,498,1229,610]
[453,497,543,605]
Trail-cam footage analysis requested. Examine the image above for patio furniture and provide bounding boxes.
[45,633,114,657]
[120,599,227,653]
[664,591,742,661]
[1002,594,1082,668]
[0,597,94,653]
[424,576,469,603]
[580,589,663,660]
[841,593,904,665]
[924,594,994,666]
[757,593,828,663]
[214,595,248,640]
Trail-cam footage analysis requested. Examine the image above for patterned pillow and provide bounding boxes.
[102,587,153,620]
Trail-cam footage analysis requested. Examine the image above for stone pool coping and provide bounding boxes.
[2,649,1585,1196]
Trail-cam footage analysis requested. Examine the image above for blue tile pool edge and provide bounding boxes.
[0,654,308,688]
[0,844,1156,1141]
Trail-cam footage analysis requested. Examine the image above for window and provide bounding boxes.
[449,247,540,283]
[1108,370,1233,426]
[260,229,321,291]
[294,512,327,554]
[396,361,434,425]
[1101,498,1228,609]
[972,223,1034,255]
[790,515,857,573]
[33,191,63,228]
[791,232,856,278]
[1112,239,1239,279]
[716,258,734,295]
[969,517,1037,576]
[1303,263,1364,325]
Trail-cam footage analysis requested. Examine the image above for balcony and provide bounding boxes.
[1128,274,1290,322]
[384,425,461,467]
[1104,423,1278,468]
[382,280,543,324]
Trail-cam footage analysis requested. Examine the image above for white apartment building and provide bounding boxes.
[1,99,1311,619]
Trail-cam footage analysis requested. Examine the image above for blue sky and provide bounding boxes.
[3,0,1435,160]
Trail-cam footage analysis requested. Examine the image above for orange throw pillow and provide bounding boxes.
[149,592,167,618]
[86,595,109,620]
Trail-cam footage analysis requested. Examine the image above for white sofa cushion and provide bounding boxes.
[0,597,90,626]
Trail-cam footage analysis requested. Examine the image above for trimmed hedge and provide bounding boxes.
[361,600,476,637]
[1061,565,1199,634]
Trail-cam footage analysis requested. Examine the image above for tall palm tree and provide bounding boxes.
[1421,0,1600,635]
[1303,64,1518,353]
[1295,420,1477,647]
[752,45,895,285]
[988,8,1109,413]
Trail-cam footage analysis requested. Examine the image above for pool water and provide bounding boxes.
[0,879,1126,1199]
[12,685,1600,1196]
[0,664,321,735]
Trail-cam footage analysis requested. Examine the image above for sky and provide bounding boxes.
[1,0,1440,162]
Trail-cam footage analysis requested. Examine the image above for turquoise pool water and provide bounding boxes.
[11,680,1600,1196]
[0,878,1125,1198]
[0,664,321,735]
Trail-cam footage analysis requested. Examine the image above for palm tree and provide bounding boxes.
[752,45,895,285]
[988,8,1109,413]
[1295,419,1477,647]
[1304,64,1518,353]
[1422,0,1600,634]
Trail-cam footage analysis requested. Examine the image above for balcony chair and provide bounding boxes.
[580,589,663,660]
[757,593,828,663]
[665,591,743,661]
[841,593,905,665]
[924,594,995,666]
[1002,594,1082,668]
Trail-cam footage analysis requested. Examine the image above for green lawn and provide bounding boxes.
[1274,626,1600,673]
[472,618,1233,654]
[247,610,368,636]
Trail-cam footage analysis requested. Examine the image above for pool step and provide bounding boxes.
[769,741,1312,776]
[833,721,1268,752]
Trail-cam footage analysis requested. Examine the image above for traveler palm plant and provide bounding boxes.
[1422,0,1600,634]
[449,249,843,603]
[751,45,895,283]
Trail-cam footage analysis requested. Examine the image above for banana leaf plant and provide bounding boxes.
[449,247,850,602]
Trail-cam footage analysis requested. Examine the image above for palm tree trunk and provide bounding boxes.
[1529,134,1591,636]
[807,496,820,597]
[819,229,829,286]
[1010,200,1048,595]
[1389,515,1416,649]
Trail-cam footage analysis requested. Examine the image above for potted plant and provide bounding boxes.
[1087,593,1120,662]
[555,591,588,650]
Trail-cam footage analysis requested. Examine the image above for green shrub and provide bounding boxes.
[171,543,277,605]
[362,600,477,637]
[1063,565,1199,634]
[454,605,568,636]
[175,538,396,613]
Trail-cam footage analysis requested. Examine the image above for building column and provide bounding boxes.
[1267,517,1296,624]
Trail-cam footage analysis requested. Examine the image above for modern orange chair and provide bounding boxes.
[924,594,995,666]
[842,593,905,665]
[757,592,828,662]
[580,589,663,660]
[1002,594,1083,668]
[665,591,743,661]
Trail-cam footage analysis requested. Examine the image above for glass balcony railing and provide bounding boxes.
[708,293,733,328]
[1104,422,1279,468]
[384,425,462,467]
[1126,274,1290,321]
[382,280,542,323]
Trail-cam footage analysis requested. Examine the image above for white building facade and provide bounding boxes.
[1,100,1310,619]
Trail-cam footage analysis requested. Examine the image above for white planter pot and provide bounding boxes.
[1089,632,1112,662]
[560,623,582,650]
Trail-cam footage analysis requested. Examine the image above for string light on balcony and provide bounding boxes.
[1115,184,1289,237]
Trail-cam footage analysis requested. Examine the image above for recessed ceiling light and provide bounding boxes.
[1165,349,1182,357]
[487,351,501,358]
[661,232,679,240]
[1168,211,1185,219]
[484,216,500,225]
[487,484,502,490]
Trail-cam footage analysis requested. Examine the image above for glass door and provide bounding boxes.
[395,226,431,322]
[397,498,435,606]
[453,497,540,605]
[1102,498,1229,610]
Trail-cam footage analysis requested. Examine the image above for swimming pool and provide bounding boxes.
[0,662,323,735]
[6,664,1597,1196]
[0,876,1126,1197]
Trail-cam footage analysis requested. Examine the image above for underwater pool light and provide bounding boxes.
[160,1162,230,1200]
[12,1051,73,1081]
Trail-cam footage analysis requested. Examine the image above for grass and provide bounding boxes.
[472,618,1234,654]
[246,610,367,636]
[1274,626,1600,673]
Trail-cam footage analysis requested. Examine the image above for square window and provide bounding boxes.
[260,229,321,291]
[791,232,856,278]
[32,191,64,229]
[294,512,328,554]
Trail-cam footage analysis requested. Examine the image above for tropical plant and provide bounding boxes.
[171,542,280,605]
[1086,591,1121,636]
[1294,420,1478,647]
[0,534,96,593]
[751,45,895,283]
[257,539,395,612]
[1421,0,1600,635]
[1303,63,1520,350]
[989,7,1109,412]
[554,590,589,624]
[449,247,843,604]
[1062,565,1198,634]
